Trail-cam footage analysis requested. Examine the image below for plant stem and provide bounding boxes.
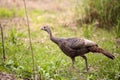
[23,0,35,80]
[0,24,6,61]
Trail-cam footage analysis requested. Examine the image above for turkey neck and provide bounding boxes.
[47,29,58,44]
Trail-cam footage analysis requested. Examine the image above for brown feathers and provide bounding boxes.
[88,46,115,59]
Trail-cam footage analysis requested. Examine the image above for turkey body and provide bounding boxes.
[41,26,115,71]
[55,38,96,58]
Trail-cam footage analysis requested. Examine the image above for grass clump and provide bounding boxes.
[83,0,120,28]
[0,8,15,18]
[0,8,24,18]
[73,0,120,30]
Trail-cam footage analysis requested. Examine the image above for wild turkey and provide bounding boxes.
[41,26,115,71]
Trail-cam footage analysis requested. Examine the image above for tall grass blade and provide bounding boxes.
[0,24,6,61]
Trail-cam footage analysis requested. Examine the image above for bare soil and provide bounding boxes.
[0,72,15,80]
[0,0,71,11]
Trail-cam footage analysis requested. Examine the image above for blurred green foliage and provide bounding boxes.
[0,8,24,18]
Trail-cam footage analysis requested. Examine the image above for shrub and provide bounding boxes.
[78,0,120,29]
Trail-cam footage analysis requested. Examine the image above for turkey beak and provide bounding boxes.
[41,27,44,30]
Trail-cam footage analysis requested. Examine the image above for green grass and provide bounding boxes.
[0,3,120,80]
[0,8,24,18]
[0,24,119,80]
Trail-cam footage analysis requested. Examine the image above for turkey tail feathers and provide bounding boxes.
[102,51,115,59]
[89,46,115,60]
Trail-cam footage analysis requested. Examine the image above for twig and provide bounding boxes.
[23,0,35,80]
[0,24,6,61]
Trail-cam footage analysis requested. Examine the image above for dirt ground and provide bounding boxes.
[0,0,71,11]
[0,72,15,80]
